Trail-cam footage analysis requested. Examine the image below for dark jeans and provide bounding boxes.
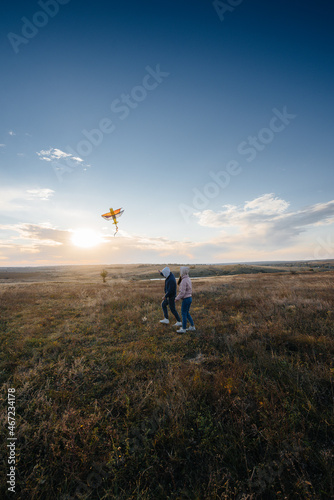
[161,296,181,322]
[181,297,194,330]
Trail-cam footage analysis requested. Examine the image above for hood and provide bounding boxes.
[180,266,190,277]
[160,266,170,278]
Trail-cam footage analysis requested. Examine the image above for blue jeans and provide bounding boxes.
[181,297,194,330]
[161,296,181,322]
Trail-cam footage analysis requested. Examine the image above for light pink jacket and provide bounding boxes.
[176,268,192,301]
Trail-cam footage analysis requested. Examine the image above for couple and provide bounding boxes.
[159,266,195,334]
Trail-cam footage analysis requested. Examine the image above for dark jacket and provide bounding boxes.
[161,272,177,299]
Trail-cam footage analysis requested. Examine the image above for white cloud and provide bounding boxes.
[244,193,289,214]
[0,144,5,147]
[8,130,16,136]
[195,194,291,228]
[194,194,334,250]
[37,148,83,163]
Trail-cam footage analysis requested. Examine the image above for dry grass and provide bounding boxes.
[0,271,333,499]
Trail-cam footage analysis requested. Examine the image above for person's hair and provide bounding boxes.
[178,276,182,285]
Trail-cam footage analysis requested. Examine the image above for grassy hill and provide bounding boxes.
[0,271,333,498]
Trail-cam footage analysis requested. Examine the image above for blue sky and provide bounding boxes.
[1,0,334,265]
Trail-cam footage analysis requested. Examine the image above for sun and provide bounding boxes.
[71,228,102,248]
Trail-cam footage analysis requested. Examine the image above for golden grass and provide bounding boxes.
[0,271,333,499]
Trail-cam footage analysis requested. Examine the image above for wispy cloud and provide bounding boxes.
[0,187,55,212]
[0,223,197,265]
[36,148,83,163]
[121,233,196,259]
[0,144,5,147]
[26,189,55,201]
[0,223,67,247]
[15,223,68,245]
[1,195,334,265]
[8,130,16,136]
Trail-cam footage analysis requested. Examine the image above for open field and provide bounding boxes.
[1,260,334,284]
[1,269,334,499]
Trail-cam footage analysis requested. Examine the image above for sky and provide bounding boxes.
[1,0,334,266]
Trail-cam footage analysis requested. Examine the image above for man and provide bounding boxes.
[159,266,182,327]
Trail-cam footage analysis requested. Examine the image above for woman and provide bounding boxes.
[175,266,196,334]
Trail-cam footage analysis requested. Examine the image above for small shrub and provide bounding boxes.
[100,269,108,283]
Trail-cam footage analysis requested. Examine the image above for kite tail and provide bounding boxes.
[114,224,119,237]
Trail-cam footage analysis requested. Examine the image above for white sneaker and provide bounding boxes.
[160,318,169,324]
[173,322,182,327]
[176,328,187,334]
[187,326,196,331]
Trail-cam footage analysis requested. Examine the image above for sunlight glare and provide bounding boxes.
[71,228,102,248]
